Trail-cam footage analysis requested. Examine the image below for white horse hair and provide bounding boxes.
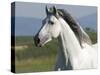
[34,6,97,70]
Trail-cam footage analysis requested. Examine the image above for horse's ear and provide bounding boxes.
[45,6,49,15]
[53,6,57,15]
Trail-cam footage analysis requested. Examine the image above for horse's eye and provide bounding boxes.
[48,20,54,25]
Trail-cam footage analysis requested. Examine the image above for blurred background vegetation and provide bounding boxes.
[13,27,97,73]
[85,27,97,44]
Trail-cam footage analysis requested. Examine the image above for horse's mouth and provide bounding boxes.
[34,36,52,47]
[36,39,45,47]
[34,37,43,47]
[36,43,43,47]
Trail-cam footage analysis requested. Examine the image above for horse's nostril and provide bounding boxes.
[34,35,40,46]
[37,37,40,44]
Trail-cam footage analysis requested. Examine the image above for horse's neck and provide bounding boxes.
[59,18,82,58]
[58,35,69,64]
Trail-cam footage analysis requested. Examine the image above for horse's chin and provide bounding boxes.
[37,43,44,47]
[36,42,46,47]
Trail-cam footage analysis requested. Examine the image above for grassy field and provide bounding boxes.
[14,30,97,73]
[15,56,56,73]
[15,36,58,73]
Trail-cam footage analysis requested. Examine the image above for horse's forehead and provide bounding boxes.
[42,15,58,25]
[46,14,56,19]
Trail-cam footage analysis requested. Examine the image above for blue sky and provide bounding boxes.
[15,2,97,19]
[12,2,97,36]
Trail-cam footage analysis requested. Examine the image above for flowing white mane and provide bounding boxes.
[57,9,92,46]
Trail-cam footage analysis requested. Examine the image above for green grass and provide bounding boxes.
[15,56,56,73]
[15,36,58,73]
[14,30,97,73]
[15,36,33,45]
[15,36,58,60]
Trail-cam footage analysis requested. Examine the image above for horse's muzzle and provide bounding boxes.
[34,34,42,47]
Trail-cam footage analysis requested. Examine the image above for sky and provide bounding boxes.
[11,2,97,36]
[14,2,97,19]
